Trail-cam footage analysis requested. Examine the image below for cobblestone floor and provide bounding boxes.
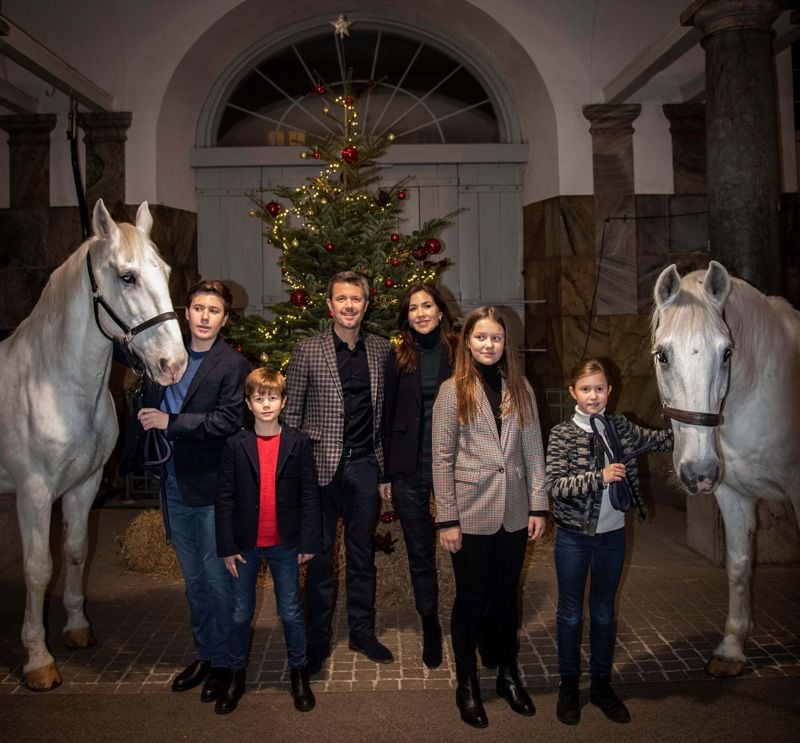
[1,504,798,696]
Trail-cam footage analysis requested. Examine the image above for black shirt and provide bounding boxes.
[333,329,374,451]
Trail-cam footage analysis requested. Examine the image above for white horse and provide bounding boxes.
[0,200,187,691]
[651,260,800,677]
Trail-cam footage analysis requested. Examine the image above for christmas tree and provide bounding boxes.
[226,78,458,369]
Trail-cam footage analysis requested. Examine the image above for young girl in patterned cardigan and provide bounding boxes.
[545,358,672,726]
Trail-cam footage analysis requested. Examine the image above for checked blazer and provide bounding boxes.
[283,328,391,486]
[432,377,548,535]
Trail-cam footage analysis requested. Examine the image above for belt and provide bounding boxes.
[342,446,373,460]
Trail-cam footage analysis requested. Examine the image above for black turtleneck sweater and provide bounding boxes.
[413,325,444,456]
[477,360,503,436]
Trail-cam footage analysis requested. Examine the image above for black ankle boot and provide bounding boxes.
[556,675,580,725]
[421,615,443,669]
[214,669,245,715]
[496,665,535,716]
[290,667,316,712]
[455,672,488,728]
[590,676,630,723]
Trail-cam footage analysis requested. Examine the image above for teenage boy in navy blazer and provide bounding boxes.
[213,368,321,715]
[129,279,250,704]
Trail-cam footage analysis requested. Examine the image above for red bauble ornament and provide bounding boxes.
[266,200,282,217]
[341,145,359,164]
[234,344,243,353]
[412,244,429,261]
[290,288,309,308]
[425,237,442,254]
[390,257,400,267]
[384,278,394,288]
[345,95,354,105]
[397,190,406,200]
[379,510,397,524]
[390,232,400,242]
[314,84,326,94]
[325,242,335,252]
[312,149,321,160]
[369,287,377,296]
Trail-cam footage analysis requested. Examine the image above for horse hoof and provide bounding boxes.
[705,655,745,678]
[63,627,97,649]
[25,663,63,691]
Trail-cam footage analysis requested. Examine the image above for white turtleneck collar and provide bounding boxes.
[571,404,607,433]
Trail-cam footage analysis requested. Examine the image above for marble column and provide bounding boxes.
[78,112,133,215]
[682,0,782,294]
[583,104,641,315]
[663,103,707,194]
[0,114,57,207]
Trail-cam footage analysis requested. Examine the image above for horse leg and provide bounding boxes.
[706,485,757,678]
[60,473,101,649]
[15,481,62,691]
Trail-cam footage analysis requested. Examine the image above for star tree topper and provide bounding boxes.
[330,14,352,38]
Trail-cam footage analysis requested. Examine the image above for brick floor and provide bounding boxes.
[1,503,798,696]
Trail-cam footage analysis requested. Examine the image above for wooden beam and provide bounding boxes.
[0,13,113,111]
[603,20,702,103]
[0,77,37,112]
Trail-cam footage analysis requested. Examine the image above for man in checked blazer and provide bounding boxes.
[283,271,392,674]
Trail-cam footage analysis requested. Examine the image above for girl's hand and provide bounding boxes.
[438,526,462,553]
[527,516,546,541]
[298,553,315,565]
[602,463,626,484]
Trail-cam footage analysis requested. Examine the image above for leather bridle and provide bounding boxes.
[87,249,178,347]
[660,406,723,427]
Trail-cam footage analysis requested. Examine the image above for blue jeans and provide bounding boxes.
[164,474,232,667]
[229,545,306,670]
[391,455,437,617]
[554,526,626,678]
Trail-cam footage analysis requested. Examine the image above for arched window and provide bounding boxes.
[215,28,501,147]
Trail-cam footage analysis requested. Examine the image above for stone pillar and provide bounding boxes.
[583,104,641,315]
[663,103,707,194]
[78,112,132,216]
[682,0,782,294]
[0,114,57,207]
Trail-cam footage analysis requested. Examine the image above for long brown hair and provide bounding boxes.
[453,306,533,426]
[393,283,457,374]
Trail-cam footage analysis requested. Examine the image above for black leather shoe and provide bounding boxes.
[171,660,211,692]
[496,666,536,716]
[215,669,246,715]
[456,673,488,728]
[349,635,394,664]
[201,667,232,703]
[590,677,630,723]
[556,675,581,725]
[421,615,443,669]
[290,667,316,712]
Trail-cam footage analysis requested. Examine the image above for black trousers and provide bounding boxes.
[449,526,528,676]
[305,453,379,655]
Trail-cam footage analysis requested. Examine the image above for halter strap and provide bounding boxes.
[86,249,178,346]
[661,406,723,427]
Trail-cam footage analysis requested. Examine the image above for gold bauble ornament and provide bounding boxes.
[291,238,299,248]
[387,133,395,142]
[260,352,269,363]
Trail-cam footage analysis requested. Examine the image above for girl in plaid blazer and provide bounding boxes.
[432,306,548,729]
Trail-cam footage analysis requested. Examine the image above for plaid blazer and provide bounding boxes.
[283,328,390,486]
[432,377,547,535]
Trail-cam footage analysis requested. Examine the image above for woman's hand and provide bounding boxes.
[438,526,462,553]
[223,553,245,578]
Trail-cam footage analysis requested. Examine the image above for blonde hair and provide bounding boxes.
[452,306,533,427]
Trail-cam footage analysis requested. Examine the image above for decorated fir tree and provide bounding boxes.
[226,81,458,369]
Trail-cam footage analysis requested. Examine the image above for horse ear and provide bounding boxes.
[92,199,119,241]
[135,201,153,238]
[654,264,681,308]
[703,260,731,308]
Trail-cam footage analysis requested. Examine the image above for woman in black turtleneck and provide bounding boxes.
[383,283,456,669]
[432,306,548,730]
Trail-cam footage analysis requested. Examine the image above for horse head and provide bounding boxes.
[652,261,733,495]
[90,199,187,385]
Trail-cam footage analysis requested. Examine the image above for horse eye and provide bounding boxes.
[119,272,137,285]
[654,349,668,365]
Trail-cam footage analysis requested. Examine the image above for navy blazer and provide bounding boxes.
[215,425,321,557]
[382,343,452,480]
[120,335,251,506]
